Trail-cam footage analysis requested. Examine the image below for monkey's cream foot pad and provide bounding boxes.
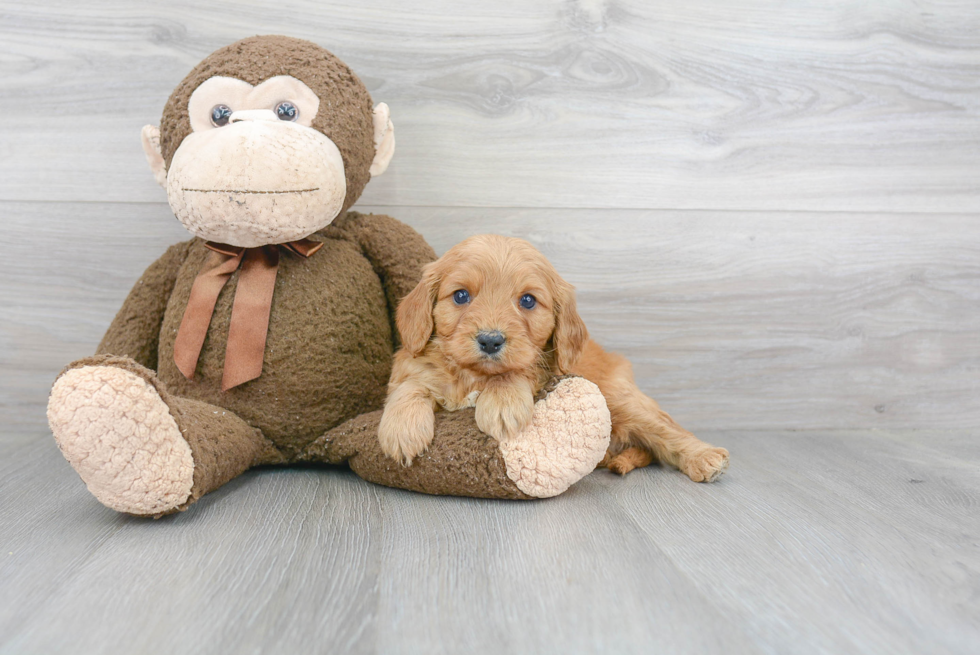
[47,366,194,516]
[498,377,612,498]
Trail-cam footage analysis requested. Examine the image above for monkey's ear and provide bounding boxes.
[369,103,395,177]
[141,125,167,188]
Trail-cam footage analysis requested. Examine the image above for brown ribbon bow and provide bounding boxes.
[174,238,323,391]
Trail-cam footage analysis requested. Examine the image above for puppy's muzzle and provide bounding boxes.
[476,331,506,356]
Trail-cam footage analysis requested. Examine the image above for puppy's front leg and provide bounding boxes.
[475,377,535,441]
[379,381,436,466]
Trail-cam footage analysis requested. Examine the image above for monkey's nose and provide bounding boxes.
[476,331,506,355]
[228,109,279,123]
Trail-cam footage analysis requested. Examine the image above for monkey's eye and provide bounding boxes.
[453,290,471,305]
[519,294,537,310]
[276,101,299,121]
[210,105,232,127]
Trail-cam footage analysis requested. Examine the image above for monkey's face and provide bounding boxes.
[142,48,395,248]
[163,76,347,247]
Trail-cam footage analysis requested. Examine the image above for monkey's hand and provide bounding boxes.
[378,382,436,466]
[475,379,535,441]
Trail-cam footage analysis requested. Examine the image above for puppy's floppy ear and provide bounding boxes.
[553,280,589,374]
[396,262,439,356]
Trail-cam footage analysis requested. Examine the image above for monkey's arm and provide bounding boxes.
[95,240,194,369]
[331,211,436,348]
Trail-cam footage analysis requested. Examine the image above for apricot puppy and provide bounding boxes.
[379,235,729,482]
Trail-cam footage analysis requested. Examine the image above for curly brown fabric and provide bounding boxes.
[300,409,533,499]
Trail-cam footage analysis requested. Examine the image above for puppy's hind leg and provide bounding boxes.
[602,447,655,476]
[610,388,729,483]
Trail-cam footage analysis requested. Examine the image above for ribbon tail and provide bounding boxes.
[222,246,280,390]
[173,250,243,380]
[281,237,323,258]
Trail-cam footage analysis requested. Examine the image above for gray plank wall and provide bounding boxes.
[1,0,978,441]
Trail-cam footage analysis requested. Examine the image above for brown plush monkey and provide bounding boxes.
[46,36,611,517]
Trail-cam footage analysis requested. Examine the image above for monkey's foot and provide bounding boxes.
[497,377,611,498]
[48,365,194,516]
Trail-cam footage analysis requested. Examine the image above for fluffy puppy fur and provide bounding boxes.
[379,235,729,483]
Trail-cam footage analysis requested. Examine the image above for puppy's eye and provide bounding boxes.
[210,105,232,127]
[453,289,471,305]
[276,101,299,121]
[519,294,537,310]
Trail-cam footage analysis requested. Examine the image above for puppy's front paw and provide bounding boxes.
[378,404,435,466]
[475,389,534,441]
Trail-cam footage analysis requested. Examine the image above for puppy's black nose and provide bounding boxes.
[476,331,506,355]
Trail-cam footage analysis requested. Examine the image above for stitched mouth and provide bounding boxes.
[182,187,320,195]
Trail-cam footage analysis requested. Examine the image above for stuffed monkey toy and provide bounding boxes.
[46,36,611,517]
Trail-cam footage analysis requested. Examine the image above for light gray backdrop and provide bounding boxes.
[2,0,977,441]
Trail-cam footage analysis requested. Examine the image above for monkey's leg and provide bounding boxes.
[300,376,611,499]
[47,356,282,517]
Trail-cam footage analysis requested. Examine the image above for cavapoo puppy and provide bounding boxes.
[379,234,729,483]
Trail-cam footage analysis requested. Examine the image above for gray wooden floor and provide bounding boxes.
[2,0,979,653]
[2,429,979,654]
